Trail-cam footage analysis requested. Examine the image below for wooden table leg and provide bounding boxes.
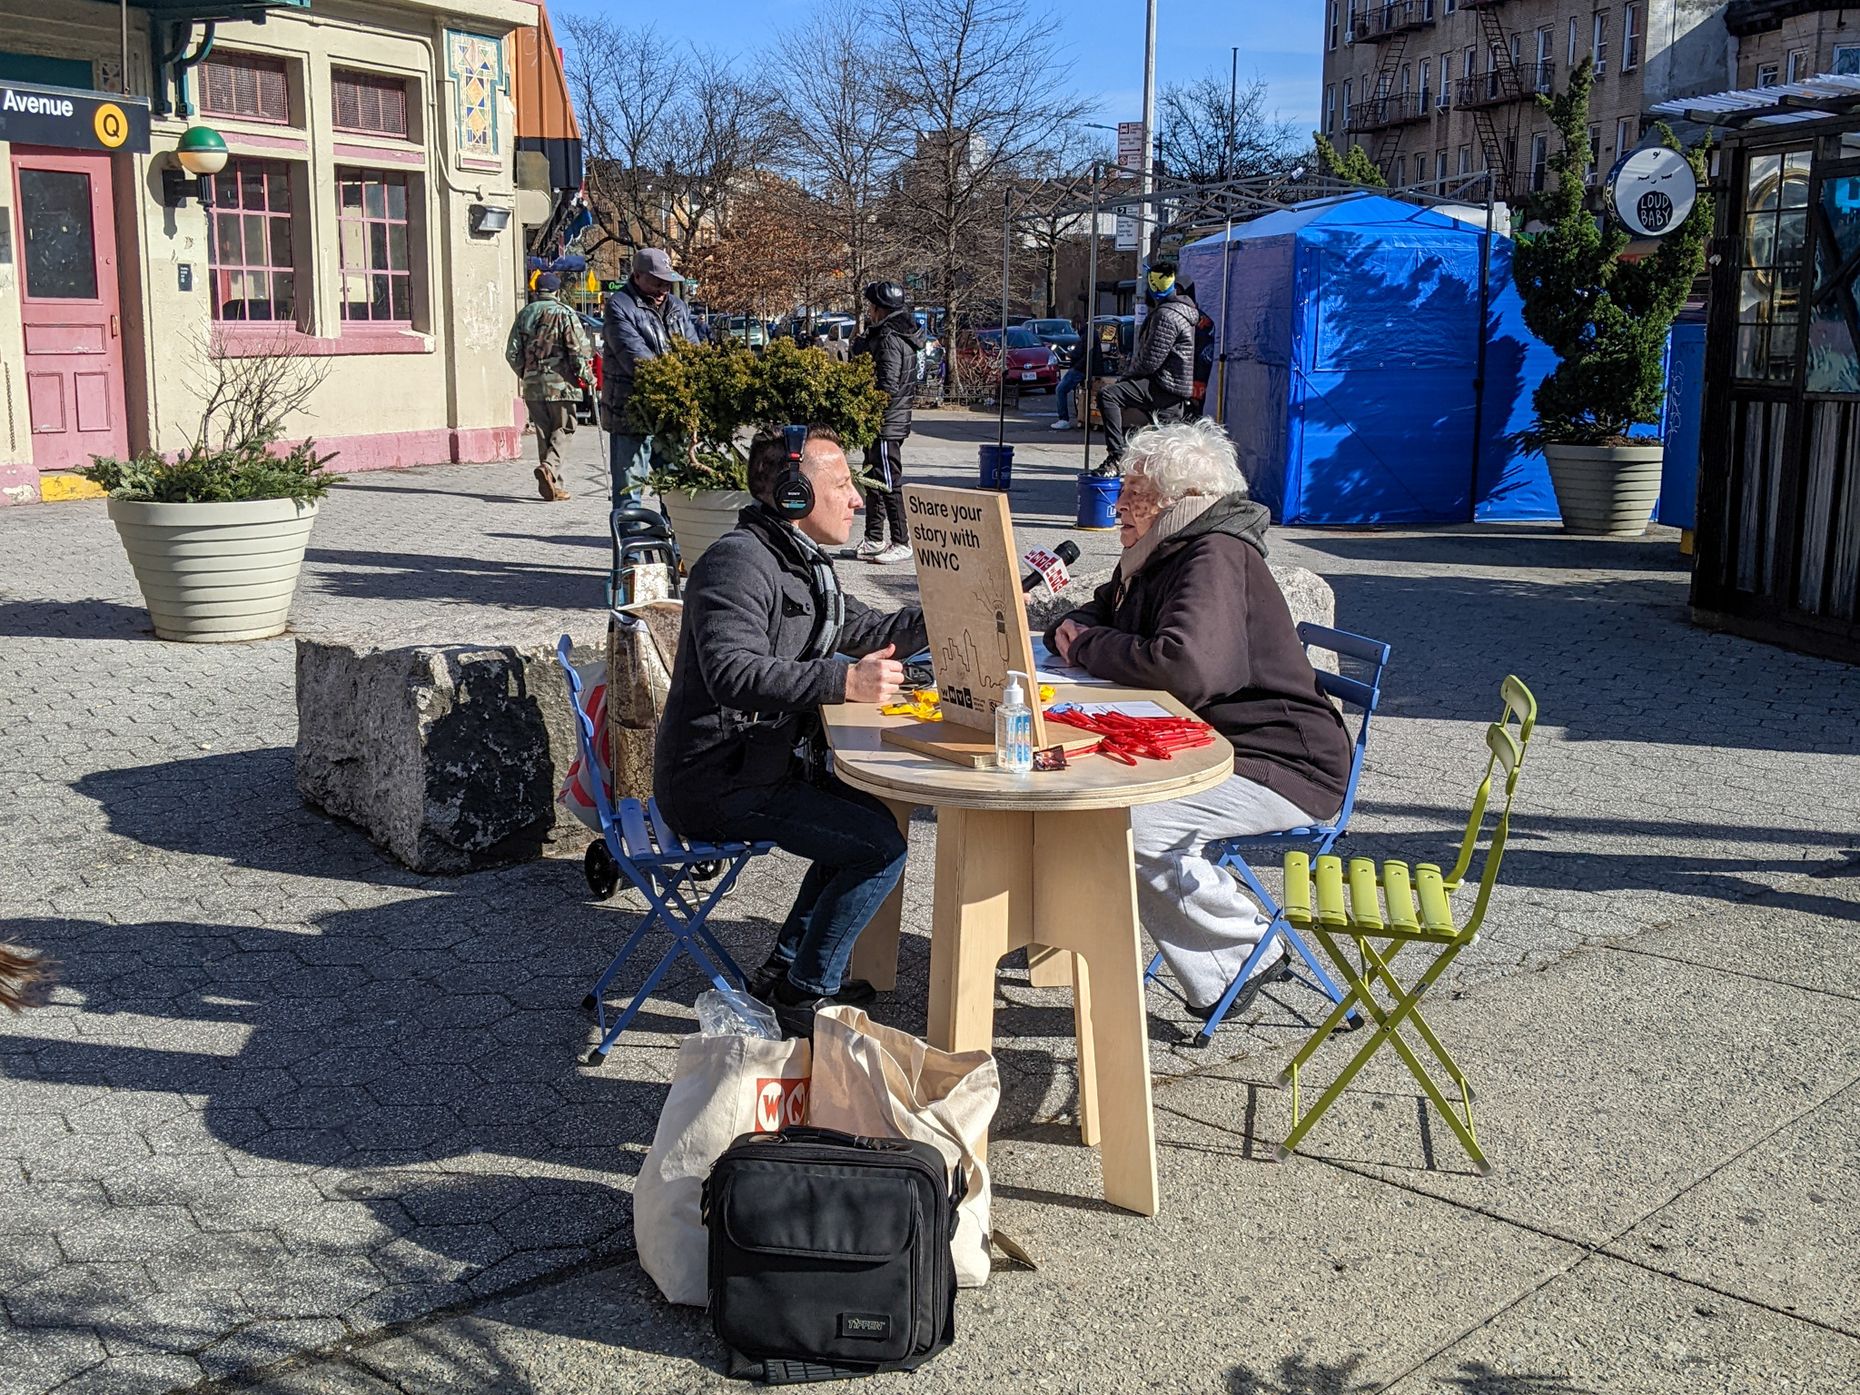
[1033,807,1157,1217]
[925,806,1031,1164]
[1070,951,1100,1147]
[847,798,916,992]
[1025,944,1072,989]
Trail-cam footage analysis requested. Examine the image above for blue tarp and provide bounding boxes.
[1178,193,1560,525]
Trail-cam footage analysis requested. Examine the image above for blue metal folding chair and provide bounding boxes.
[556,636,774,1064]
[1146,623,1392,1045]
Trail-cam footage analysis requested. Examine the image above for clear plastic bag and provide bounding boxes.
[696,986,782,1040]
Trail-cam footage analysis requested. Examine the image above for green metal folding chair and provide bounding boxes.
[1273,676,1538,1174]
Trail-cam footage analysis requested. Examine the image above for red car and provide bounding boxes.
[956,327,1060,393]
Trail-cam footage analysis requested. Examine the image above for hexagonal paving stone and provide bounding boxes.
[189,1176,329,1233]
[195,1318,346,1383]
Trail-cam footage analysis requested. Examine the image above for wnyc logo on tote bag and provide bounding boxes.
[754,1077,809,1132]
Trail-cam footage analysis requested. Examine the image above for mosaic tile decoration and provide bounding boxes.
[445,29,505,161]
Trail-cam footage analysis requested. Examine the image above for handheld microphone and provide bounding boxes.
[1021,540,1080,595]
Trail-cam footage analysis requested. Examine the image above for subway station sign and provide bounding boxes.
[0,81,150,155]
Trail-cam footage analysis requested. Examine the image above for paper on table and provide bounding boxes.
[1029,637,1111,686]
[1068,700,1174,719]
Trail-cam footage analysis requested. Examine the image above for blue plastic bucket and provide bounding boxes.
[1076,471,1122,529]
[978,443,1014,490]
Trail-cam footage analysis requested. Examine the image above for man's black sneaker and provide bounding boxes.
[768,977,878,1039]
[1188,947,1293,1019]
[746,955,876,1007]
[1089,458,1122,477]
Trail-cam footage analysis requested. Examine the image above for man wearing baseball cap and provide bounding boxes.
[601,248,699,526]
[505,271,593,502]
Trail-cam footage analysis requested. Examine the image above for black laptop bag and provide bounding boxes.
[703,1126,961,1383]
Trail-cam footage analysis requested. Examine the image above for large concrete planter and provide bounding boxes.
[1543,443,1664,537]
[661,489,752,565]
[107,496,319,642]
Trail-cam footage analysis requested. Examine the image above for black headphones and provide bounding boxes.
[771,424,813,520]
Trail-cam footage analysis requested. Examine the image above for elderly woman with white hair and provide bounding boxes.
[1044,418,1351,1014]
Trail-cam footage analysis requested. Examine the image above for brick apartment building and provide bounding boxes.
[1318,0,1733,201]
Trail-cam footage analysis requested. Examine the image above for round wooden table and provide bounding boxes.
[823,684,1234,1216]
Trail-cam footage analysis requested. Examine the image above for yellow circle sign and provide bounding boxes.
[93,103,129,149]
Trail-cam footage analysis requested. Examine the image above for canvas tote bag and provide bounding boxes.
[605,597,682,808]
[635,1032,812,1306]
[808,1006,1000,1287]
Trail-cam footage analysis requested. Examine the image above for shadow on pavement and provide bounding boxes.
[302,546,606,612]
[0,597,156,642]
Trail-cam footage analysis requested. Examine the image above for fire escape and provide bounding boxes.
[1347,1,1435,175]
[1452,0,1550,199]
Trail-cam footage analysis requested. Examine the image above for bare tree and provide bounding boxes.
[1015,132,1109,318]
[561,18,777,267]
[878,0,1089,389]
[192,328,333,450]
[773,2,891,313]
[1157,72,1303,185]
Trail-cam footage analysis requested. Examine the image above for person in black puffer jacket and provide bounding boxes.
[1093,258,1199,475]
[850,281,926,563]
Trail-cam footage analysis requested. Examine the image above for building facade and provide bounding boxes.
[1318,1,1732,201]
[0,0,579,506]
[1727,1,1860,86]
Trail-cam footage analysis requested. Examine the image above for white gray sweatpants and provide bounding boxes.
[1128,772,1316,1007]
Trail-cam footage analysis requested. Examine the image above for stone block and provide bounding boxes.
[295,618,606,874]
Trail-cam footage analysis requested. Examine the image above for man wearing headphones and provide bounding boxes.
[654,425,927,1038]
[850,281,925,563]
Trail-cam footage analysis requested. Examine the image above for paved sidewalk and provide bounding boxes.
[2,404,1857,1393]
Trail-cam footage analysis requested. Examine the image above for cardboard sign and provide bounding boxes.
[901,484,1047,747]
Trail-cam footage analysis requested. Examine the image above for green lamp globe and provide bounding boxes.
[176,126,229,176]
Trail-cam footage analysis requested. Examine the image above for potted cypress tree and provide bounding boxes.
[629,338,886,562]
[81,336,336,642]
[1511,58,1710,535]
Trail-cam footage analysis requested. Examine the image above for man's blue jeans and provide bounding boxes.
[714,775,908,996]
[610,431,655,508]
[1056,368,1084,421]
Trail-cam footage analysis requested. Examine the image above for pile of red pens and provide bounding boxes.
[1045,706,1216,766]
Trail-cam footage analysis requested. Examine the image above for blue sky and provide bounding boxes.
[554,0,1326,137]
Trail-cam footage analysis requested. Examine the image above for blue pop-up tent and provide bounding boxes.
[1177,193,1559,525]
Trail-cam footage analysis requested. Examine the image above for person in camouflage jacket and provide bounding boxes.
[505,273,594,501]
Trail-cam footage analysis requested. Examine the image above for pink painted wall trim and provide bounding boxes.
[0,461,41,506]
[214,326,434,358]
[317,425,521,473]
[0,426,521,504]
[331,142,425,167]
[229,132,311,153]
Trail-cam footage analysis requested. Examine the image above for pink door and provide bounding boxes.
[11,147,127,472]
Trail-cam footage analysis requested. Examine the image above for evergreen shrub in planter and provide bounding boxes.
[1511,59,1710,535]
[629,339,887,562]
[81,336,337,641]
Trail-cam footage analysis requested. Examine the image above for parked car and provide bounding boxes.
[572,313,605,424]
[954,326,1060,393]
[1021,317,1081,355]
[716,315,769,350]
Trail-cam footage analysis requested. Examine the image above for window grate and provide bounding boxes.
[199,52,290,123]
[332,69,410,138]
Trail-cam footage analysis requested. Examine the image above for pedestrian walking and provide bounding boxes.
[601,248,699,511]
[505,272,594,502]
[849,281,924,563]
[1093,259,1200,476]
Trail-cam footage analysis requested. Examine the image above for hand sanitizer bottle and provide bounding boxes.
[994,670,1033,774]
